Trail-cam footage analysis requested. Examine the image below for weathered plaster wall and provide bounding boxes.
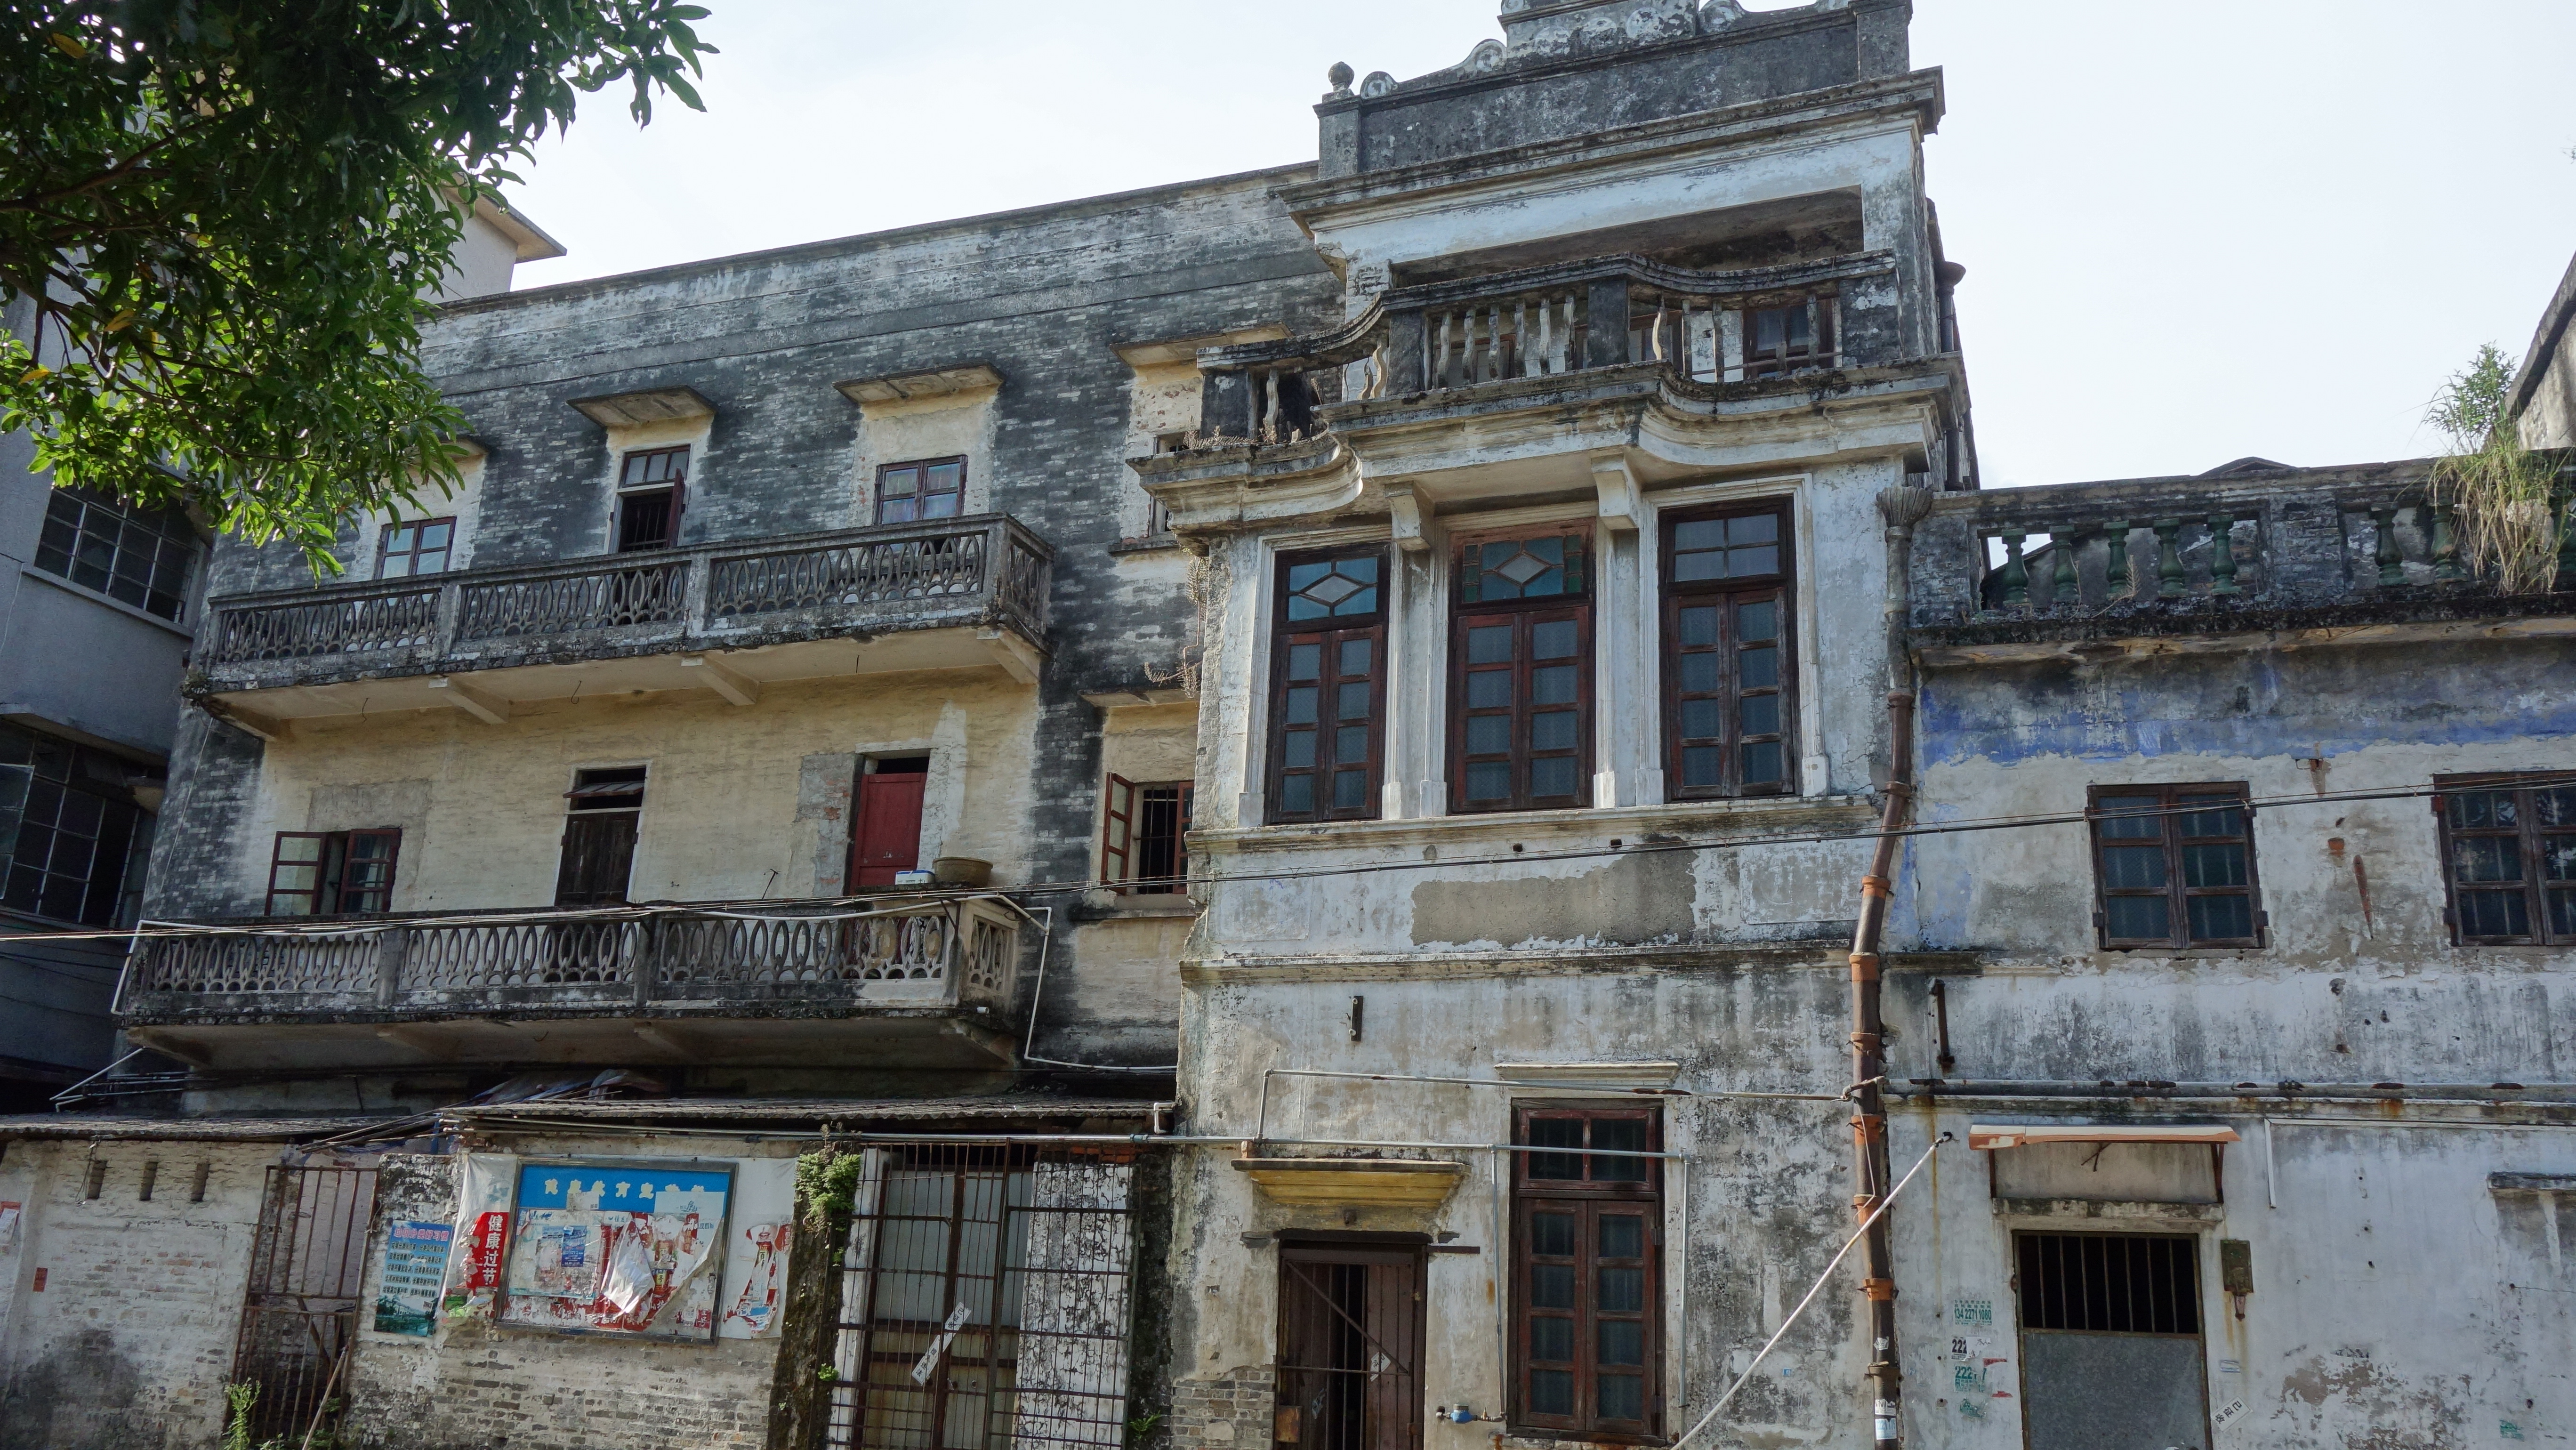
[169,668,1039,917]
[0,1140,276,1450]
[1165,964,1872,1448]
[1899,638,2576,1083]
[1892,1109,2576,1450]
[1875,629,2576,1448]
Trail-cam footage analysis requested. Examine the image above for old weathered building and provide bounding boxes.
[3,3,2574,1449]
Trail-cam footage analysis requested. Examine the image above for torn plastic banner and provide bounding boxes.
[440,1153,518,1321]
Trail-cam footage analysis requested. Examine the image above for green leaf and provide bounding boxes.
[0,0,717,559]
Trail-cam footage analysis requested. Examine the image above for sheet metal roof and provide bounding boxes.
[0,1115,394,1143]
[0,1097,1169,1143]
[448,1096,1170,1124]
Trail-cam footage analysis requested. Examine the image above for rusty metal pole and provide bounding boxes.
[1850,689,1913,1450]
[1853,485,1932,1450]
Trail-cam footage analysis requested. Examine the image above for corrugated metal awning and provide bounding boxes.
[1969,1123,2241,1150]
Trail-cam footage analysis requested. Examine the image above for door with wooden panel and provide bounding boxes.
[850,765,929,888]
[1275,1244,1425,1450]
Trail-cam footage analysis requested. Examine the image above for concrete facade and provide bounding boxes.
[5,4,2575,1450]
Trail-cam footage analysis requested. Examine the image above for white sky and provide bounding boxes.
[501,1,2576,489]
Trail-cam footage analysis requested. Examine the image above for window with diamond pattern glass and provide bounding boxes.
[1455,532,1591,814]
[1270,549,1385,823]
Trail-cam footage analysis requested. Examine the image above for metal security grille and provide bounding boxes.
[1275,1246,1425,1450]
[823,1146,1137,1450]
[231,1166,377,1442]
[2016,1232,2200,1335]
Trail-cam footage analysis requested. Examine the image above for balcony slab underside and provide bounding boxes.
[205,620,1036,725]
[123,1002,1018,1073]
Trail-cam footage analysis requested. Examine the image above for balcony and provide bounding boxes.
[114,894,1027,1072]
[194,514,1052,730]
[1192,249,1908,444]
[1905,461,2576,663]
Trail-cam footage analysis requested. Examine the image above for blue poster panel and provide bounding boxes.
[496,1161,733,1338]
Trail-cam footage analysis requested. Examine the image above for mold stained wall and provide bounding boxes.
[0,1140,278,1450]
[1882,633,2576,1449]
[1897,637,2576,1079]
[1308,103,1935,357]
[1166,968,1874,1448]
[153,167,1349,1061]
[1163,453,1912,1435]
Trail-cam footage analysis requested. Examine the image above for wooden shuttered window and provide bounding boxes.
[1511,1106,1662,1442]
[1267,548,1387,824]
[1661,501,1795,799]
[266,830,401,916]
[615,447,687,553]
[1453,532,1591,814]
[2087,783,2263,948]
[556,768,646,907]
[1101,775,1192,894]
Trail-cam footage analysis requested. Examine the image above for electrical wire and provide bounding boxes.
[11,770,2566,946]
[1670,1132,1952,1450]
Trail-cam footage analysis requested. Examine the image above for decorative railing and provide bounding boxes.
[1908,466,2576,630]
[118,895,1024,1019]
[459,558,688,641]
[200,514,1052,680]
[1194,250,1902,442]
[210,584,442,662]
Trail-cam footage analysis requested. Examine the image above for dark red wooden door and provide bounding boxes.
[850,773,927,887]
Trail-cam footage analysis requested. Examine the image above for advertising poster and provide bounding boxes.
[440,1154,517,1322]
[498,1161,732,1339]
[373,1220,454,1336]
[722,1221,792,1337]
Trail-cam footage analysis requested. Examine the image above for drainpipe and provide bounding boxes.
[1853,485,1933,1450]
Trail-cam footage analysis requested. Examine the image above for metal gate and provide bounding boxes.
[1274,1244,1425,1450]
[823,1146,1138,1450]
[231,1165,378,1444]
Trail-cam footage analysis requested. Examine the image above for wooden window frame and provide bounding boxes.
[265,829,402,917]
[556,768,646,907]
[2434,772,2576,946]
[1741,292,1838,378]
[1102,774,1193,894]
[1451,530,1593,816]
[1659,500,1796,800]
[2086,783,2264,949]
[614,446,688,553]
[376,516,456,579]
[1510,1105,1664,1442]
[1266,547,1389,825]
[874,456,968,525]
